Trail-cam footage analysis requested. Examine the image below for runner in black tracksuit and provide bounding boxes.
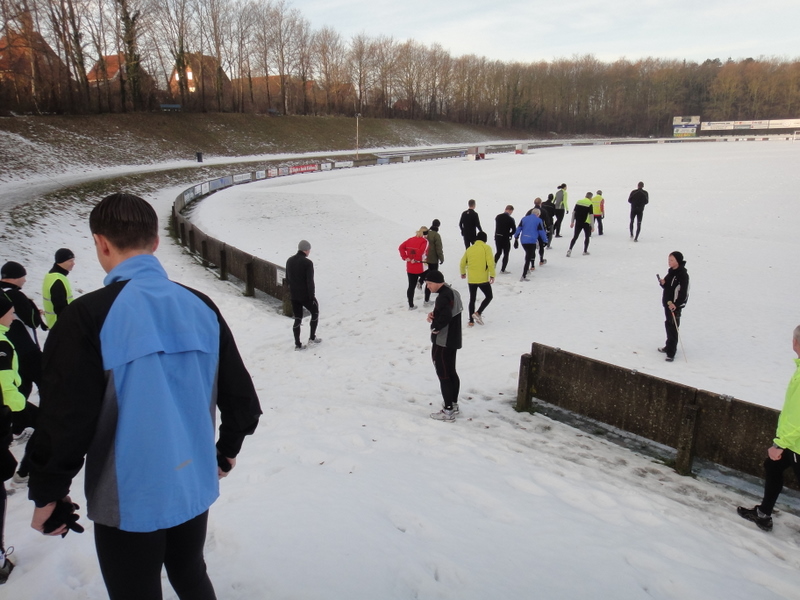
[459,200,482,248]
[493,206,516,273]
[286,241,320,349]
[628,182,649,241]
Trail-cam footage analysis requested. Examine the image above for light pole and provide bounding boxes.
[356,113,361,160]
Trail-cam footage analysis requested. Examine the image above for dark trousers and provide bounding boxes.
[553,208,566,236]
[431,345,460,409]
[468,282,493,321]
[663,307,681,359]
[538,240,547,261]
[422,264,438,302]
[594,215,603,235]
[759,449,800,515]
[630,209,643,239]
[569,223,592,252]
[1,436,17,554]
[462,234,476,249]
[292,298,320,346]
[521,244,537,277]
[12,401,38,477]
[94,511,215,600]
[406,273,421,307]
[494,236,511,272]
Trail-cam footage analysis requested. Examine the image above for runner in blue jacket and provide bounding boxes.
[514,212,549,281]
[28,193,262,600]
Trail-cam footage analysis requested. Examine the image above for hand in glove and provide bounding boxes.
[513,239,519,249]
[41,498,85,537]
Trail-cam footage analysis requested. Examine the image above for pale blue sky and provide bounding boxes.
[293,0,800,63]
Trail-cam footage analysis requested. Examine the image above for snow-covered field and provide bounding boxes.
[3,140,800,598]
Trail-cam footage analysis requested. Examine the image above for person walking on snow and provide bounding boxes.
[286,240,321,350]
[421,219,444,305]
[591,190,605,235]
[42,248,75,328]
[628,181,649,241]
[399,227,429,310]
[738,325,800,533]
[493,205,516,274]
[567,193,594,257]
[27,193,262,600]
[425,270,463,422]
[0,295,26,584]
[657,251,689,362]
[514,209,549,281]
[553,184,569,237]
[460,231,496,327]
[459,199,482,249]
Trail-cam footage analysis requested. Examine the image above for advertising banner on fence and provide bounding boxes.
[268,167,278,178]
[320,163,332,171]
[334,161,354,169]
[673,116,700,125]
[255,170,266,180]
[701,121,734,131]
[289,164,318,175]
[769,118,800,129]
[278,166,289,176]
[233,173,252,184]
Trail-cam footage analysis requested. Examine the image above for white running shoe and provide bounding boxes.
[472,312,484,325]
[430,408,456,422]
[308,337,322,344]
[566,249,572,257]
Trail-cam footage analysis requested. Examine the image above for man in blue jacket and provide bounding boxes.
[514,210,549,282]
[28,193,262,600]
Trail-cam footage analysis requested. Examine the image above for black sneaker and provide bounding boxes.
[657,347,667,353]
[665,357,674,362]
[737,506,773,531]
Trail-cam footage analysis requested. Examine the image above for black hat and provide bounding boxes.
[431,219,440,228]
[425,270,445,284]
[670,251,686,267]
[55,248,75,264]
[0,295,14,318]
[1,261,26,279]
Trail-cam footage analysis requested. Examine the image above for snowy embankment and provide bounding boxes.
[2,141,800,599]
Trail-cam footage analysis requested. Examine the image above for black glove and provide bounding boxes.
[513,239,519,249]
[43,498,85,537]
[217,452,233,473]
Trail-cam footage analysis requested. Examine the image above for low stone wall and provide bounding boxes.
[516,342,795,489]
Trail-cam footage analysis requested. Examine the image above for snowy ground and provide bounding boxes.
[2,140,800,599]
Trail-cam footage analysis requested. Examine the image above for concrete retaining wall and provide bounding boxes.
[516,343,795,489]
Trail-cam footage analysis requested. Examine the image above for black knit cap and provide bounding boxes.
[670,251,686,267]
[54,248,75,263]
[1,261,26,279]
[425,270,445,284]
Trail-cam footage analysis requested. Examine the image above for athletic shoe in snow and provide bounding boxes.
[308,337,322,344]
[582,251,590,256]
[430,408,456,422]
[12,473,28,485]
[294,344,307,351]
[539,259,547,265]
[566,249,571,257]
[472,312,484,325]
[737,506,773,531]
[519,275,528,282]
[0,548,15,584]
[467,322,474,327]
[408,305,417,311]
[657,347,667,353]
[665,356,674,362]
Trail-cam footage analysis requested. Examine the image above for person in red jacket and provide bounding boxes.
[399,227,429,310]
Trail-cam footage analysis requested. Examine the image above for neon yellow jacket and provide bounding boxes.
[774,358,800,453]
[591,194,605,216]
[42,271,73,328]
[0,324,25,412]
[460,240,496,283]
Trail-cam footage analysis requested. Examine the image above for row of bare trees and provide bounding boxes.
[2,0,799,135]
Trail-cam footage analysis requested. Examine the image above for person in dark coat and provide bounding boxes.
[1,261,46,483]
[493,205,515,273]
[459,199,482,249]
[628,181,649,242]
[286,240,321,350]
[425,270,463,422]
[658,251,689,362]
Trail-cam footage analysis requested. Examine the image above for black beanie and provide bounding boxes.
[671,251,686,267]
[55,248,75,264]
[431,219,441,228]
[1,261,26,279]
[425,270,445,284]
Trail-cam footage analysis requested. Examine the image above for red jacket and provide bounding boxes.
[399,236,429,274]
